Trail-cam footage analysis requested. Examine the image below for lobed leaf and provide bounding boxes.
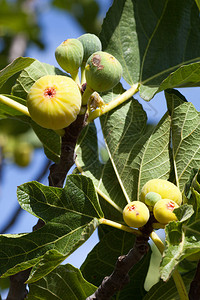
[100,91,171,202]
[28,264,96,300]
[100,0,200,100]
[0,175,103,282]
[75,120,126,222]
[12,59,68,100]
[0,57,35,89]
[165,90,200,191]
[160,188,200,281]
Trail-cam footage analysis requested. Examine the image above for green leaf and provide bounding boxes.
[0,175,103,282]
[100,0,200,100]
[174,204,194,223]
[81,228,151,299]
[160,190,200,281]
[75,121,126,222]
[30,121,61,163]
[12,59,68,100]
[0,57,35,89]
[28,264,96,300]
[143,270,195,300]
[101,96,171,202]
[165,90,200,191]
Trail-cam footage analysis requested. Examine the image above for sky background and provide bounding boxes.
[1,0,200,297]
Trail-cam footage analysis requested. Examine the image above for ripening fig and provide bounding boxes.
[140,179,182,205]
[78,33,102,64]
[153,199,179,224]
[55,39,83,82]
[123,201,150,228]
[14,142,33,167]
[85,51,123,92]
[145,192,162,211]
[27,75,81,130]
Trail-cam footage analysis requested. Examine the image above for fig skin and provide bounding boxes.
[27,75,81,130]
[78,33,102,63]
[140,179,182,205]
[145,192,162,211]
[153,199,179,224]
[85,51,123,92]
[123,201,150,228]
[55,39,83,76]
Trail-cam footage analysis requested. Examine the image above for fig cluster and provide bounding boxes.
[27,33,123,130]
[123,179,182,229]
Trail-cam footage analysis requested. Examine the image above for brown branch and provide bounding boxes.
[189,260,200,300]
[86,217,154,300]
[48,113,87,187]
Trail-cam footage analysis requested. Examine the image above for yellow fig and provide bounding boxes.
[27,75,81,130]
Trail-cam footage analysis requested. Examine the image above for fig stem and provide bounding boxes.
[71,70,80,86]
[0,94,30,117]
[150,231,189,300]
[82,85,94,105]
[99,218,142,236]
[87,83,139,122]
[80,64,86,85]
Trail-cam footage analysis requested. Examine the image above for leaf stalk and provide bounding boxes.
[0,94,30,117]
[99,218,142,236]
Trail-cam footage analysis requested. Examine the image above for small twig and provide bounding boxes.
[189,260,200,300]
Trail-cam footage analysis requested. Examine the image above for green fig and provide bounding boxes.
[144,192,162,211]
[78,33,102,64]
[85,51,123,92]
[14,142,33,167]
[55,39,83,82]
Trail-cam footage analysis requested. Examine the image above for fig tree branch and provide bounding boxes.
[86,217,153,300]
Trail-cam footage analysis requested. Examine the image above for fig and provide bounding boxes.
[27,75,81,130]
[140,179,182,205]
[153,199,179,224]
[145,192,162,211]
[14,142,33,167]
[85,51,123,92]
[123,201,150,228]
[78,33,102,64]
[55,39,83,82]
